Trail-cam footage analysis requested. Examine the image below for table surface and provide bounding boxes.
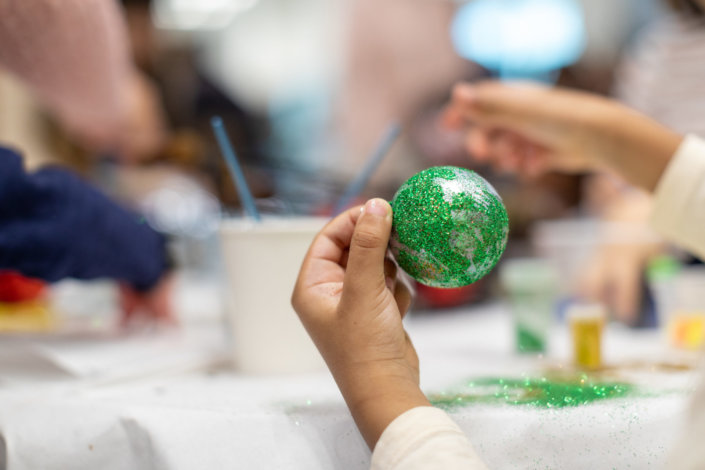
[0,279,700,470]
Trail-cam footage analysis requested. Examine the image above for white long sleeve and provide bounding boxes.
[370,406,487,470]
[651,134,705,259]
[653,134,705,469]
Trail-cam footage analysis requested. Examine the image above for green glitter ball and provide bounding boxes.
[390,166,508,288]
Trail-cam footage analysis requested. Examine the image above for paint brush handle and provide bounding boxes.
[211,116,262,222]
[334,123,401,215]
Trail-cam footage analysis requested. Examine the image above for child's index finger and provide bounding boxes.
[296,205,364,289]
[307,205,362,263]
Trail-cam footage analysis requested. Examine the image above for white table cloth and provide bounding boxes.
[0,298,699,469]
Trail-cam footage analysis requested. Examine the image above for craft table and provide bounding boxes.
[0,281,698,470]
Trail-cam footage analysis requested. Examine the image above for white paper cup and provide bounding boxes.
[219,216,328,374]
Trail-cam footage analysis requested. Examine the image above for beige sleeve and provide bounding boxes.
[656,135,705,468]
[370,406,488,470]
[651,134,705,259]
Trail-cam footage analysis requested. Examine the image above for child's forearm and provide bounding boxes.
[333,360,430,450]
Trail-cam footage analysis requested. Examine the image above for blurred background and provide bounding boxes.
[2,0,704,333]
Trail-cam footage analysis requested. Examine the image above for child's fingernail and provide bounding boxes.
[364,198,390,218]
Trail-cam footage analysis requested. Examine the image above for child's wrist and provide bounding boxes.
[333,357,419,397]
[333,360,429,449]
[350,383,429,449]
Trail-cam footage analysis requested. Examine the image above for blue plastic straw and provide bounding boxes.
[333,122,401,215]
[211,116,261,222]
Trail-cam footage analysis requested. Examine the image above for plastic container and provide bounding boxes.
[567,303,606,369]
[500,258,558,353]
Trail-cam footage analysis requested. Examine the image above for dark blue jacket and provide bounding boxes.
[0,146,168,290]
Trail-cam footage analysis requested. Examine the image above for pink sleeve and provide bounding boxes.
[0,0,132,147]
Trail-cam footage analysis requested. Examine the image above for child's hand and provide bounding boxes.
[292,198,429,449]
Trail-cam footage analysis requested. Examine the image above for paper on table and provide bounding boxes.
[0,328,227,387]
[0,275,228,386]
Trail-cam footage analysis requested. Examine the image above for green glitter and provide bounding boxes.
[429,376,635,410]
[390,166,508,288]
[517,325,546,353]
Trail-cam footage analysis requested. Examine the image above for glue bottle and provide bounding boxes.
[567,303,606,370]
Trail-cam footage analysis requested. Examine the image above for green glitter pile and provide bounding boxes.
[430,376,634,410]
[390,166,508,288]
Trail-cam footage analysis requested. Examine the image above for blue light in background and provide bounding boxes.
[451,0,586,80]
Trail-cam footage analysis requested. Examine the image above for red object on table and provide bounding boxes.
[0,271,47,303]
[415,282,483,309]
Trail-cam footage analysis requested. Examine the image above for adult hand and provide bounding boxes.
[119,273,176,327]
[443,81,682,192]
[292,198,429,449]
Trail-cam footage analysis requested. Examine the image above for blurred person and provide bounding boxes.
[336,0,471,188]
[0,0,173,323]
[0,146,173,325]
[0,0,166,162]
[115,0,273,211]
[573,0,705,324]
[291,82,705,468]
[615,0,705,129]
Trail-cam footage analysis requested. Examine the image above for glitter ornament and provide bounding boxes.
[390,166,508,288]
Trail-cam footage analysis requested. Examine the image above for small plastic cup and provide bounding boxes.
[567,303,606,370]
[665,267,705,350]
[500,258,558,354]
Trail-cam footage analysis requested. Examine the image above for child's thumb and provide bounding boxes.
[343,199,393,299]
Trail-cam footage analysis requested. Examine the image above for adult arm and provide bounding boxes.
[444,81,682,192]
